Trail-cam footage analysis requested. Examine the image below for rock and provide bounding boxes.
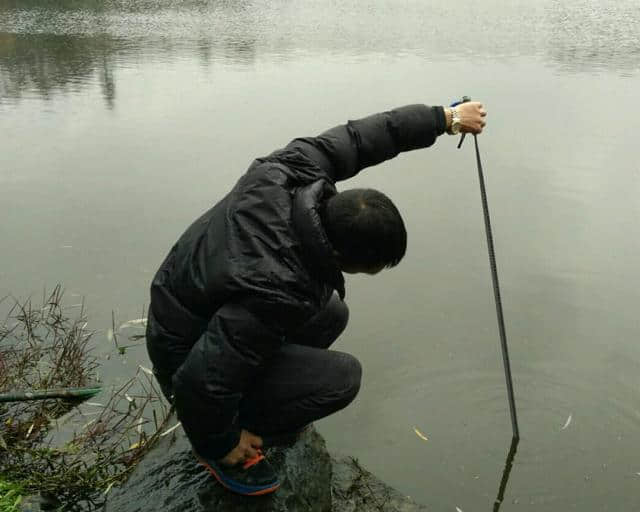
[18,495,42,512]
[18,492,61,512]
[105,422,427,512]
[18,492,60,512]
[331,456,427,512]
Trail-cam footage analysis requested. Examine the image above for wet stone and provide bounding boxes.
[18,492,61,512]
[105,422,427,512]
[331,456,428,512]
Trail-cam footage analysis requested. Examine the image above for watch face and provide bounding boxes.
[451,122,461,135]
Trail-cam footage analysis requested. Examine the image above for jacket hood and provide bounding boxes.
[292,180,345,300]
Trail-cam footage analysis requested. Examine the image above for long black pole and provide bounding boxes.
[492,436,519,511]
[470,133,520,440]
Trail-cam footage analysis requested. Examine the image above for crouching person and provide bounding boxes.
[146,101,487,495]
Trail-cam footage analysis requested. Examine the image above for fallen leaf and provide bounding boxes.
[561,414,572,430]
[138,365,154,376]
[413,427,429,442]
[119,318,147,330]
[128,440,145,451]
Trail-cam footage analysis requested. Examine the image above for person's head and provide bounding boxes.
[320,188,407,275]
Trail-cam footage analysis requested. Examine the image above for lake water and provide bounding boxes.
[1,1,639,509]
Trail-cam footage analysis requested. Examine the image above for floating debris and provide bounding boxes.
[138,365,154,376]
[561,414,572,430]
[124,393,134,403]
[128,440,145,451]
[456,507,464,512]
[119,318,147,330]
[413,427,429,442]
[85,402,104,407]
[160,422,182,437]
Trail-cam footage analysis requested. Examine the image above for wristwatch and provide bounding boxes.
[448,107,461,135]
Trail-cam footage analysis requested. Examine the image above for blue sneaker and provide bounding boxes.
[195,449,280,496]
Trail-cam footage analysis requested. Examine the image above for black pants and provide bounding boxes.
[151,294,361,441]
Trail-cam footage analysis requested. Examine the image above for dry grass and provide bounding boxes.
[0,286,171,510]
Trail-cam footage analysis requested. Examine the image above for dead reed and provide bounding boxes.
[0,286,171,510]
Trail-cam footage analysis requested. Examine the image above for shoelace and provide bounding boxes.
[242,449,265,470]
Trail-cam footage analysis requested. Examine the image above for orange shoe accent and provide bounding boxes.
[242,452,265,470]
[245,483,280,496]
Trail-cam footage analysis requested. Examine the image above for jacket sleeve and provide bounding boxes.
[171,298,304,460]
[274,104,447,182]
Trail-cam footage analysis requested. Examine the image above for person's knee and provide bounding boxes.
[324,293,349,340]
[290,292,350,348]
[332,296,350,338]
[335,352,362,404]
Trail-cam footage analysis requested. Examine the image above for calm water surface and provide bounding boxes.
[1,1,640,509]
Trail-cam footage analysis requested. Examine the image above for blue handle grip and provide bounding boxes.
[450,95,471,107]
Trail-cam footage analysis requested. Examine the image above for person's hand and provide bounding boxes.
[218,429,263,466]
[456,101,487,134]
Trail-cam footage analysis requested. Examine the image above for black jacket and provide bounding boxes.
[146,104,447,458]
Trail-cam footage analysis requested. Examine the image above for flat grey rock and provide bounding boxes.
[105,420,427,512]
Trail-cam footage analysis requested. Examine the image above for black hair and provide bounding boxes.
[320,188,407,268]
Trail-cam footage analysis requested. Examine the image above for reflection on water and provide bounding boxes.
[493,437,519,512]
[0,33,118,108]
[1,0,639,106]
[0,32,256,108]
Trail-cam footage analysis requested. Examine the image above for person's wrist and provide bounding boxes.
[444,107,453,131]
[445,107,461,135]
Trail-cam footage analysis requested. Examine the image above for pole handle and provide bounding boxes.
[452,96,472,149]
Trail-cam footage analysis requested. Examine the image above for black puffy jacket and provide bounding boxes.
[146,104,447,458]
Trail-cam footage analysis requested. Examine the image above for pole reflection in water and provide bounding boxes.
[492,436,519,511]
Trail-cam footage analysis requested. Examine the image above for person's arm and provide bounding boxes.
[271,102,486,183]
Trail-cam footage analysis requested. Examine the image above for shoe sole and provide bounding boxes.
[196,456,281,496]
